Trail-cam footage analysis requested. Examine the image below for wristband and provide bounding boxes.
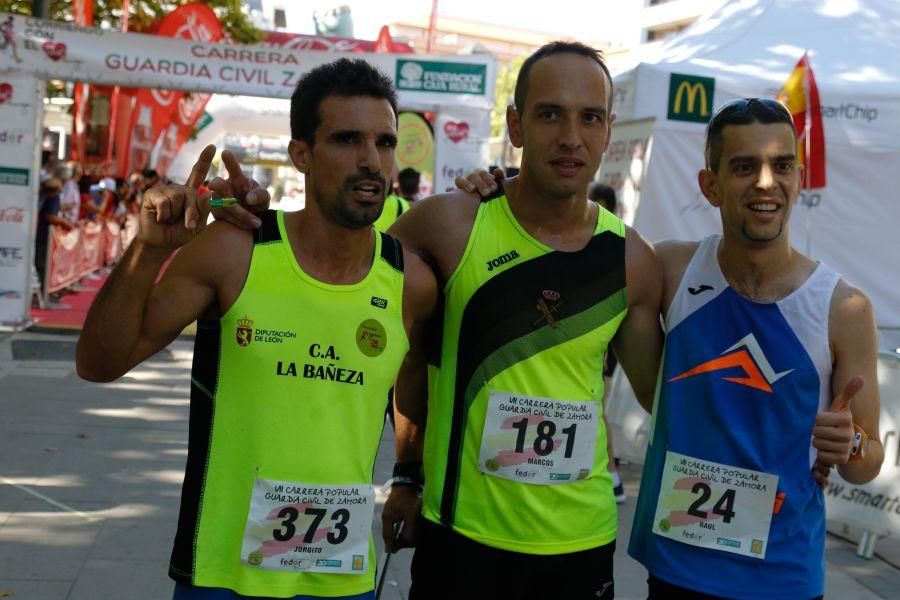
[848,424,869,463]
[388,476,422,490]
[392,461,424,488]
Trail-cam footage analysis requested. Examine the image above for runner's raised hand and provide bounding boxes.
[138,144,216,251]
[208,150,270,229]
[812,376,864,466]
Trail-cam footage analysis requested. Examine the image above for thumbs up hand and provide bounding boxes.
[812,377,864,467]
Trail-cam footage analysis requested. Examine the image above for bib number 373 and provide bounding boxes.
[478,390,598,485]
[241,479,373,574]
[652,451,778,559]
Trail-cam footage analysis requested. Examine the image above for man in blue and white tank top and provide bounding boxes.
[629,98,884,599]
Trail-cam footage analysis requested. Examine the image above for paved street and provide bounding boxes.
[1,330,899,599]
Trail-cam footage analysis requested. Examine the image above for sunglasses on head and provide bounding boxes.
[710,97,792,122]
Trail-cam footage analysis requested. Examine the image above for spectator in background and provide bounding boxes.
[142,168,160,190]
[59,162,82,224]
[35,175,74,300]
[589,181,619,217]
[398,167,421,204]
[84,177,117,220]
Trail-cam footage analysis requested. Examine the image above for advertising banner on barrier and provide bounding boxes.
[45,220,107,293]
[0,71,42,329]
[0,12,495,108]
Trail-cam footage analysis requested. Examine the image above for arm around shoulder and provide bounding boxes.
[610,227,664,413]
[388,191,481,280]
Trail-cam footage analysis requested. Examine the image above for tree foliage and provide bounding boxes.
[491,56,524,140]
[0,0,262,43]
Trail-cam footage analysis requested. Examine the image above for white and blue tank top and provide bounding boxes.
[629,235,840,599]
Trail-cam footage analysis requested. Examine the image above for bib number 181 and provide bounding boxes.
[511,419,577,458]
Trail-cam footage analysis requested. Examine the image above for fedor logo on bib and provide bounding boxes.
[242,479,374,574]
[478,390,598,485]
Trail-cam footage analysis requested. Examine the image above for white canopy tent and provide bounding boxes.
[603,0,900,546]
[612,0,900,331]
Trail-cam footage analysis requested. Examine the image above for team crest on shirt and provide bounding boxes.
[236,316,254,347]
[669,333,793,393]
[533,290,563,329]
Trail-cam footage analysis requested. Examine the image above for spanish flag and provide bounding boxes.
[777,53,826,188]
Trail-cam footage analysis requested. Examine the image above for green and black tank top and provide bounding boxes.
[373,194,410,232]
[169,210,408,596]
[422,193,627,554]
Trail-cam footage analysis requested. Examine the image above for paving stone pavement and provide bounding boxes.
[1,330,898,599]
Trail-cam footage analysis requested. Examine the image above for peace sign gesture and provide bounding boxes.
[138,144,217,250]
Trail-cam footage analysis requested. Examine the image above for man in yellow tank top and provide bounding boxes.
[77,59,437,599]
[380,42,665,599]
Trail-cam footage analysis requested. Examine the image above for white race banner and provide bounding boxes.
[0,71,43,329]
[0,13,494,108]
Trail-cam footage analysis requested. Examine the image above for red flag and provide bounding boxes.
[70,0,93,161]
[124,2,223,176]
[374,26,394,53]
[777,53,826,189]
[72,0,92,26]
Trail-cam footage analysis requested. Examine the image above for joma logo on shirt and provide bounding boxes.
[486,250,520,272]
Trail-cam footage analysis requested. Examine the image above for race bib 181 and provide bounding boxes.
[477,390,598,485]
[241,479,374,574]
[652,451,778,559]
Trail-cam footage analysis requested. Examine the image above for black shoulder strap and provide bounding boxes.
[253,210,281,245]
[481,178,505,203]
[379,231,404,273]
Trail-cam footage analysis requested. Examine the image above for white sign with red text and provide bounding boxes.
[0,71,42,329]
[0,12,494,108]
[434,108,490,194]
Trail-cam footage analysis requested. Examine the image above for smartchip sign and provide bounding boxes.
[397,60,486,95]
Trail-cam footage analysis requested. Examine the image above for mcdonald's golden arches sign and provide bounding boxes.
[667,73,715,123]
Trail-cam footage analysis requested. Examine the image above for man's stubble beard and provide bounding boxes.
[313,179,385,230]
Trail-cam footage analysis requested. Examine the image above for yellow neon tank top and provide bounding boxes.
[169,210,408,596]
[422,193,627,554]
[372,194,410,232]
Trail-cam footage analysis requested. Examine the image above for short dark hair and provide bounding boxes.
[142,168,158,180]
[705,98,796,171]
[397,167,420,196]
[290,58,398,146]
[589,182,617,214]
[514,41,613,114]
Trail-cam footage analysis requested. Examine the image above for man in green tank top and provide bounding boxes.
[380,42,664,599]
[77,59,437,599]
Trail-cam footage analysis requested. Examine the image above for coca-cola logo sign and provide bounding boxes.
[0,207,25,223]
